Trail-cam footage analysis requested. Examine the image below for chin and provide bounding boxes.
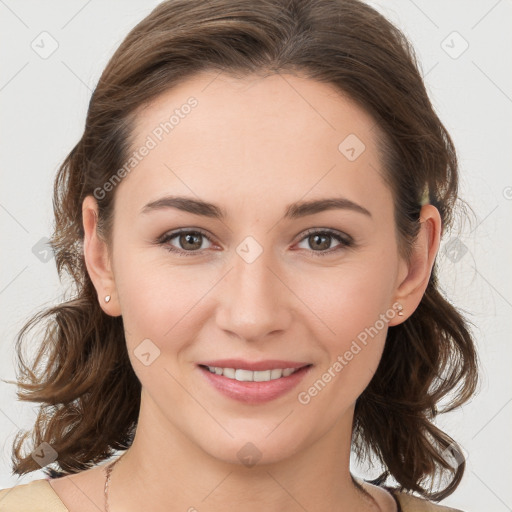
[207,440,302,468]
[188,420,311,469]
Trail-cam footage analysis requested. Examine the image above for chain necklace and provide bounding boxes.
[104,453,125,512]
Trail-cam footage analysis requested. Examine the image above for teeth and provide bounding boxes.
[270,368,282,379]
[235,369,253,381]
[205,366,300,382]
[223,367,236,379]
[253,370,271,382]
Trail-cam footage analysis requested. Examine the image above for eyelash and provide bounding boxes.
[157,228,354,258]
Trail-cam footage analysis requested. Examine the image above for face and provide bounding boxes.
[95,72,410,465]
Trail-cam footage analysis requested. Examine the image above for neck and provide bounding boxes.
[109,391,379,512]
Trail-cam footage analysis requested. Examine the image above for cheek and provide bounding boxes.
[113,247,216,347]
[292,254,397,407]
[114,252,216,408]
[291,254,397,346]
[295,285,392,433]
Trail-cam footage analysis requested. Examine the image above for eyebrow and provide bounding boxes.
[140,195,371,219]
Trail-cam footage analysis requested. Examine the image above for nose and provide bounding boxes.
[215,242,292,342]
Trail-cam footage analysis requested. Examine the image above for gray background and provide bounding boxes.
[1,1,511,510]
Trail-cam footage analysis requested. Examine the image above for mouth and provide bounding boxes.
[197,360,313,404]
[200,365,305,382]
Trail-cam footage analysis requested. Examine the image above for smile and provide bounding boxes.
[204,366,301,382]
[197,361,313,404]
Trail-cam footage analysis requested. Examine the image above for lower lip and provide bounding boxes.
[198,365,312,404]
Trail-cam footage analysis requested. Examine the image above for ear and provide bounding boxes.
[82,195,121,317]
[388,204,442,326]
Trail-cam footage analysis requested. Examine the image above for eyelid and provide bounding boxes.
[157,227,213,243]
[297,227,353,245]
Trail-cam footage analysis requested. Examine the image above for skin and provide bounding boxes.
[49,71,441,512]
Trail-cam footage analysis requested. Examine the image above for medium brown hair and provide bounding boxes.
[7,0,479,501]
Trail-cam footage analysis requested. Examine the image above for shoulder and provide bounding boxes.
[0,478,69,511]
[391,489,466,512]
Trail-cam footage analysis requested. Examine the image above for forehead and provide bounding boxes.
[118,71,389,214]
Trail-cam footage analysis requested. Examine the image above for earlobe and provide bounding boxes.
[82,195,121,317]
[388,205,442,326]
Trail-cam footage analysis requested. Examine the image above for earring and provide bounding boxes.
[104,295,111,303]
[396,303,404,316]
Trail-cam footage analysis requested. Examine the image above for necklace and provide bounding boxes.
[104,453,125,512]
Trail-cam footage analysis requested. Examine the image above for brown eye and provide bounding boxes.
[296,229,353,257]
[308,233,332,251]
[178,232,203,251]
[159,229,213,256]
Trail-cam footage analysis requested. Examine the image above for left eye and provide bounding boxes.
[295,229,353,256]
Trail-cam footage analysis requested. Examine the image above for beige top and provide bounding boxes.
[0,478,465,511]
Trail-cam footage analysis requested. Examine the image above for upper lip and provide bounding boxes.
[198,359,311,371]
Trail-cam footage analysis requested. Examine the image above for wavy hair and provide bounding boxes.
[7,0,479,501]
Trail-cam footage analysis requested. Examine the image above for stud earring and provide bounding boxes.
[396,303,404,316]
[104,295,111,303]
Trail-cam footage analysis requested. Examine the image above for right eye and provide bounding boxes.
[158,229,215,256]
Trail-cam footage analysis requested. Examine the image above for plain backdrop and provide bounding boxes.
[1,1,511,510]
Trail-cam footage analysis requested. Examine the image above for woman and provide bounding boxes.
[0,0,479,510]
